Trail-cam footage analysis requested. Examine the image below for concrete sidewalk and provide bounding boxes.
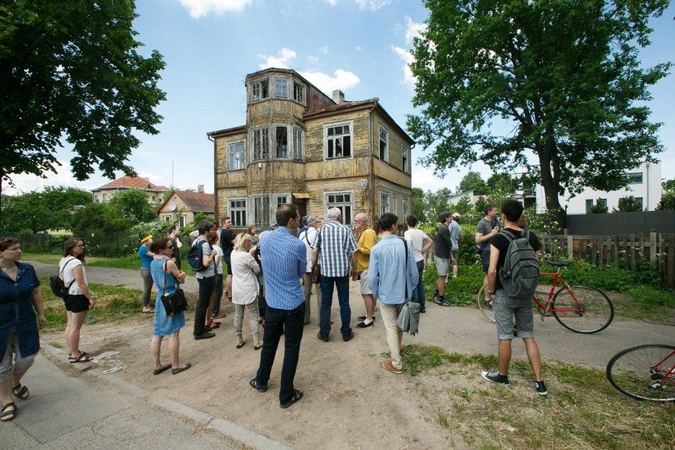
[4,347,291,449]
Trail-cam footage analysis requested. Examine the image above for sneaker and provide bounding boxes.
[481,371,510,386]
[434,296,443,305]
[534,380,548,396]
[441,300,454,307]
[483,299,493,308]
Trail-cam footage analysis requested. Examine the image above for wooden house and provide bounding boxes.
[156,188,215,227]
[91,175,168,205]
[207,68,414,229]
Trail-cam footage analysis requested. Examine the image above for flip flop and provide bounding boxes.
[70,352,93,363]
[171,363,192,375]
[12,383,29,400]
[280,389,303,409]
[142,308,154,313]
[249,378,267,393]
[1,402,17,422]
[152,364,172,375]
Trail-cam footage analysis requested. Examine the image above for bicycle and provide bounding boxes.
[606,344,675,402]
[476,261,614,334]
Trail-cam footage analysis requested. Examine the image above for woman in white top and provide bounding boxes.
[207,230,224,326]
[58,237,94,363]
[230,233,261,349]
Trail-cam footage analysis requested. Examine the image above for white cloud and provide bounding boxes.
[403,16,425,44]
[355,0,392,11]
[392,17,426,89]
[258,48,297,69]
[178,0,253,19]
[318,46,329,55]
[298,69,360,96]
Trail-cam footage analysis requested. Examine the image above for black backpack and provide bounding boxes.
[49,258,76,298]
[498,230,539,299]
[187,239,209,272]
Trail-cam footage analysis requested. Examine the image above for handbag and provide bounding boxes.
[161,262,188,316]
[396,241,421,335]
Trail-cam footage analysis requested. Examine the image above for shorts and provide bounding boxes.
[225,256,233,275]
[480,248,490,273]
[359,270,372,295]
[434,256,449,277]
[64,294,89,313]
[492,289,534,340]
[451,249,458,263]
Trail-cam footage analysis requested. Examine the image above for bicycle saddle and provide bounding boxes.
[549,261,571,267]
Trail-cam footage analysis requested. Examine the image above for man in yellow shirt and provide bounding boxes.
[353,213,378,328]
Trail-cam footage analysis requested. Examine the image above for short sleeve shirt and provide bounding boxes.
[489,228,541,290]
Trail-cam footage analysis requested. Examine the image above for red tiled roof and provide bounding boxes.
[93,176,168,191]
[175,190,214,213]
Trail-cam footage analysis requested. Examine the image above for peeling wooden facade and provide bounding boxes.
[208,68,414,230]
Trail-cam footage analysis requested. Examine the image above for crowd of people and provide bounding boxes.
[0,199,546,422]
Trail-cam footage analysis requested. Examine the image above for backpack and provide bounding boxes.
[498,230,539,299]
[187,239,209,272]
[50,258,76,298]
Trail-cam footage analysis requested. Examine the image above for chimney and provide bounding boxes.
[198,184,204,193]
[332,89,345,104]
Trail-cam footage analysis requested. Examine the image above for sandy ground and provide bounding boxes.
[31,262,675,449]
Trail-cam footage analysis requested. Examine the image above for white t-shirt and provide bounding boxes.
[298,227,318,273]
[404,228,427,262]
[212,244,224,275]
[59,256,87,295]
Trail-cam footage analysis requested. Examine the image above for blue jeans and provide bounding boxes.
[254,303,305,404]
[413,260,426,311]
[319,275,352,338]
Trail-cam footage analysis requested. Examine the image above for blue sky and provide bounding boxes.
[7,0,675,197]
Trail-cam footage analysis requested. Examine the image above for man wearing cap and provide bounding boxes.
[298,216,322,324]
[450,213,462,278]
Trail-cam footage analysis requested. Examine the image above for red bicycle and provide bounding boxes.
[477,261,614,334]
[606,344,675,402]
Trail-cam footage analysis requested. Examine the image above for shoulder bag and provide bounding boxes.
[397,240,421,335]
[161,262,188,316]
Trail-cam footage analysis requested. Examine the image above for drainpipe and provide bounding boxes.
[208,133,218,220]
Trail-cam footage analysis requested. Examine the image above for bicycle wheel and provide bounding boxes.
[606,344,675,402]
[551,284,614,333]
[476,284,495,323]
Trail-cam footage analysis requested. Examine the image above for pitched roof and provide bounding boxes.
[159,190,215,214]
[93,176,168,192]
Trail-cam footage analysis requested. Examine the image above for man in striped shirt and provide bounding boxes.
[250,204,306,409]
[313,207,358,342]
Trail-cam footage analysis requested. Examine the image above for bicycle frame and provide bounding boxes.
[651,351,675,381]
[533,267,584,316]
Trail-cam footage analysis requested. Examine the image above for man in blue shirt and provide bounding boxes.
[250,204,306,409]
[368,213,418,374]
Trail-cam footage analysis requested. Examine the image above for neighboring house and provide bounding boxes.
[91,176,169,205]
[207,67,414,229]
[156,187,215,228]
[531,161,662,214]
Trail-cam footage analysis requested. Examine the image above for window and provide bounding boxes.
[276,126,288,159]
[163,215,171,222]
[253,127,269,161]
[627,172,643,184]
[253,196,271,230]
[228,141,245,171]
[381,193,389,215]
[293,82,305,104]
[635,197,644,209]
[275,78,288,98]
[102,194,107,202]
[402,198,409,217]
[229,199,247,227]
[276,195,288,208]
[585,199,593,213]
[325,123,352,159]
[292,127,304,160]
[252,79,269,101]
[402,145,409,173]
[94,195,99,203]
[379,126,389,162]
[326,192,353,226]
[392,195,398,215]
[179,215,186,228]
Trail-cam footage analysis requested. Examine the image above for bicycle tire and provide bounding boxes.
[476,284,495,323]
[551,284,614,333]
[606,344,675,402]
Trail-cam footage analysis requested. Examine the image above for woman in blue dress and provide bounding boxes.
[0,237,46,422]
[149,238,191,375]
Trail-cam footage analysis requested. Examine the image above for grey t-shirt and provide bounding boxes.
[194,239,215,279]
[476,218,499,252]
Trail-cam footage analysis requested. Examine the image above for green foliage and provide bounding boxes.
[408,0,670,230]
[523,207,562,235]
[543,259,661,292]
[662,178,675,192]
[615,196,643,212]
[71,203,129,235]
[108,188,157,222]
[411,187,426,223]
[589,199,608,214]
[424,187,452,224]
[457,171,487,195]
[0,1,166,188]
[656,191,675,210]
[130,221,170,243]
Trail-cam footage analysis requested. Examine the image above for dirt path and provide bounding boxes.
[30,261,675,449]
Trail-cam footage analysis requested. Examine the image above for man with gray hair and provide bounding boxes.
[298,215,322,324]
[313,207,358,342]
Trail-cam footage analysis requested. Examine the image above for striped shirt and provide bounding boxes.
[317,220,358,277]
[259,227,306,310]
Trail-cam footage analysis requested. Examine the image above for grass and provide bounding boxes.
[402,345,675,449]
[24,252,199,275]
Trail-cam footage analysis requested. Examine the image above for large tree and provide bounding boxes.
[457,171,488,195]
[407,0,670,230]
[0,1,166,198]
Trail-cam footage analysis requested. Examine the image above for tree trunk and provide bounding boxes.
[538,133,566,233]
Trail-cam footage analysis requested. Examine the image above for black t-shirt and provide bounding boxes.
[434,224,452,259]
[220,228,236,260]
[489,228,541,290]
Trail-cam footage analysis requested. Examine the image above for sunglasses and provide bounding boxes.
[167,245,174,249]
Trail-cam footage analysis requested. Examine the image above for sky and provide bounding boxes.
[6,0,675,197]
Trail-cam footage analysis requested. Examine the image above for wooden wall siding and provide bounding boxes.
[304,111,372,160]
[214,132,246,173]
[306,84,334,113]
[373,114,409,174]
[306,158,371,181]
[247,100,303,127]
[373,159,412,188]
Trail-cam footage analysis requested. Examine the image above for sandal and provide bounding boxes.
[12,383,29,400]
[280,389,303,409]
[1,402,17,422]
[249,378,268,393]
[70,352,93,363]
